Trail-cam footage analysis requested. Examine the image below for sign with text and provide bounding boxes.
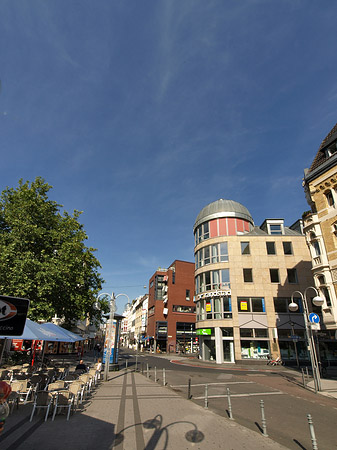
[0,295,30,336]
[196,329,212,336]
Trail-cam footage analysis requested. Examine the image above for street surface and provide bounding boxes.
[125,351,337,450]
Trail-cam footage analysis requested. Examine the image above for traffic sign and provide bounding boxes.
[308,313,320,324]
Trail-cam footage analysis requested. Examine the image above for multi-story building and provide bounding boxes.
[303,123,337,357]
[147,260,196,353]
[194,199,314,364]
[134,294,148,350]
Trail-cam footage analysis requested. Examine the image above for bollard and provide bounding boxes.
[147,363,149,378]
[227,388,234,420]
[136,355,138,372]
[260,400,268,437]
[141,362,144,375]
[204,384,208,409]
[301,368,305,388]
[155,366,157,382]
[126,359,128,370]
[163,368,166,386]
[187,378,191,400]
[306,366,309,380]
[307,414,318,450]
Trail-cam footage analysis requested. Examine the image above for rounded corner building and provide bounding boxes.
[194,199,314,364]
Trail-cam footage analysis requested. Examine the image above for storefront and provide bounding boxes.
[197,327,235,363]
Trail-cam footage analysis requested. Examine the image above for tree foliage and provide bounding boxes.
[0,177,107,326]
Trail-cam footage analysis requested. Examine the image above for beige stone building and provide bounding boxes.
[303,123,337,348]
[194,199,314,364]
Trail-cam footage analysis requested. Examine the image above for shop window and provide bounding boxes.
[283,242,293,255]
[270,269,280,283]
[287,268,298,284]
[266,242,276,255]
[251,298,265,312]
[241,242,250,255]
[222,327,233,337]
[243,268,253,283]
[238,297,265,313]
[240,328,253,337]
[255,329,268,338]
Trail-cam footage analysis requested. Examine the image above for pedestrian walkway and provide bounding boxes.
[1,368,288,450]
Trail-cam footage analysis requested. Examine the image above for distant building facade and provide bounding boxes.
[303,123,337,355]
[147,260,196,353]
[194,199,314,364]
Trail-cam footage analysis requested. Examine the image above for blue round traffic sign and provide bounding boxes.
[308,313,320,323]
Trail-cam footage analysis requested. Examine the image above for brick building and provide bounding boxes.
[147,260,196,353]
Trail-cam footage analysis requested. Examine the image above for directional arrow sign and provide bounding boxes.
[308,313,320,324]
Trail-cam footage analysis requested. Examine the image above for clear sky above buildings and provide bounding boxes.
[1,1,337,311]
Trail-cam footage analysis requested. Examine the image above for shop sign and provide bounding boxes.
[0,295,30,336]
[196,329,212,336]
[197,289,231,300]
[240,301,248,311]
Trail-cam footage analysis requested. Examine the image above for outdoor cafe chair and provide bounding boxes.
[68,381,84,409]
[78,374,92,398]
[17,379,33,404]
[52,390,74,421]
[30,390,53,422]
[47,381,65,391]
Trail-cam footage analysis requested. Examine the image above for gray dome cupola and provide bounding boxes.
[194,199,254,232]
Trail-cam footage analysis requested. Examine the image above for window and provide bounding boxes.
[219,242,229,262]
[240,328,268,338]
[283,242,293,255]
[266,242,276,255]
[196,242,229,268]
[243,268,253,282]
[270,224,282,235]
[196,269,230,293]
[173,305,195,313]
[313,240,321,256]
[241,242,250,255]
[270,269,280,283]
[318,276,332,307]
[325,190,335,208]
[273,297,303,313]
[287,268,298,284]
[155,275,165,299]
[186,290,190,301]
[195,222,210,244]
[237,297,265,313]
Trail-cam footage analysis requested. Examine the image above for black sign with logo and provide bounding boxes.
[0,295,30,336]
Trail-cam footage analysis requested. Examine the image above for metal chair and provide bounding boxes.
[52,390,74,421]
[30,391,53,422]
[47,381,65,391]
[68,381,84,410]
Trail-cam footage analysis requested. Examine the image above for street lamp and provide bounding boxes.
[290,287,324,392]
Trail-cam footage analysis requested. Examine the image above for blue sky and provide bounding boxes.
[1,1,337,312]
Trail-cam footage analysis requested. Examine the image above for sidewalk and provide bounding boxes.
[1,368,288,450]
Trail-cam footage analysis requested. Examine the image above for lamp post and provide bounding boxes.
[289,287,324,392]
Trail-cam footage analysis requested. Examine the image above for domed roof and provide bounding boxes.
[194,199,254,230]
